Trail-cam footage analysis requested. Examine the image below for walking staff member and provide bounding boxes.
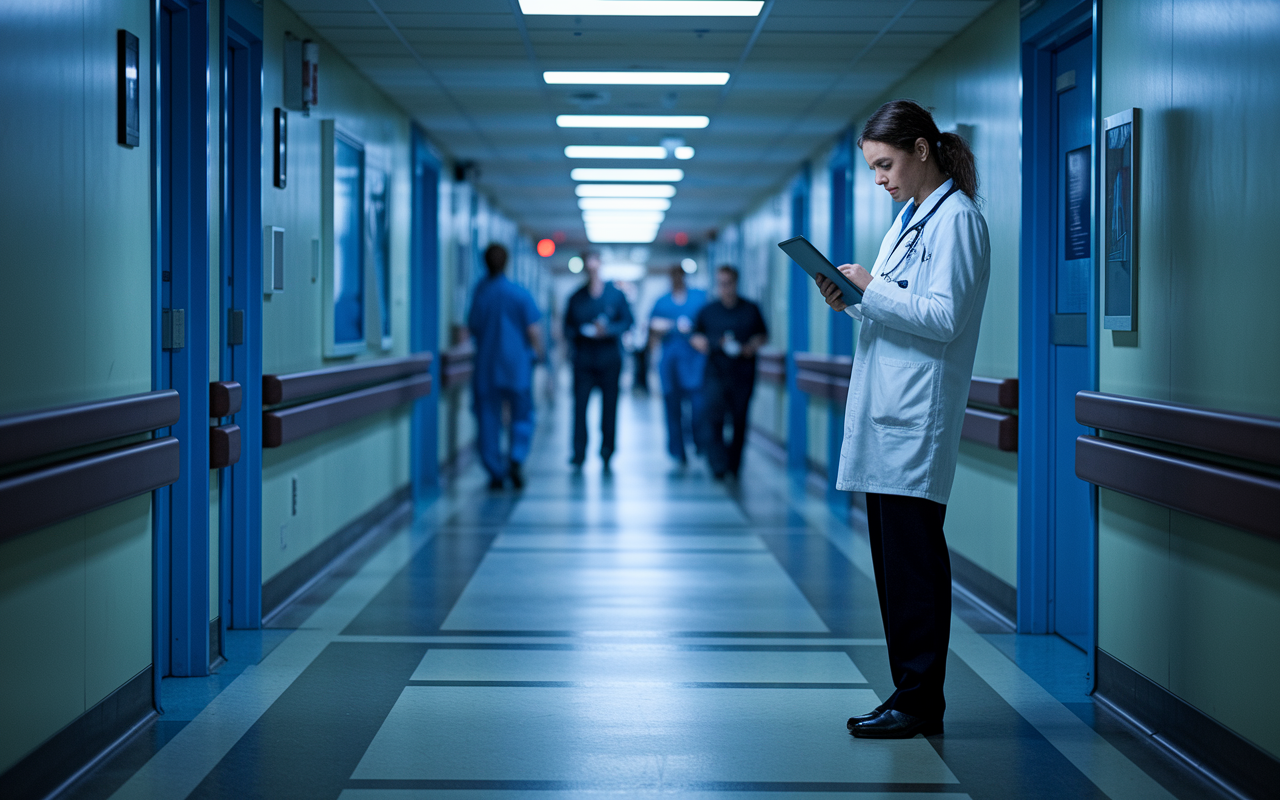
[649,265,708,466]
[816,100,990,739]
[691,265,768,481]
[468,244,543,490]
[563,252,634,472]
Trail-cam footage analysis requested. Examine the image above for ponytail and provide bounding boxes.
[858,99,980,203]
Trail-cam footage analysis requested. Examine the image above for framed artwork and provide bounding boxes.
[1103,108,1139,331]
[366,156,393,350]
[321,120,366,357]
[117,30,140,147]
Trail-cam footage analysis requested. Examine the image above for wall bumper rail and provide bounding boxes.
[963,376,1018,451]
[0,437,180,544]
[0,389,180,467]
[1075,435,1280,540]
[755,348,786,385]
[264,374,432,448]
[263,353,432,405]
[793,352,852,404]
[439,343,475,390]
[1076,390,1280,466]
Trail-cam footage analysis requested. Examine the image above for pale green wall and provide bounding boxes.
[848,0,1022,585]
[0,0,154,772]
[257,0,416,581]
[1098,0,1280,759]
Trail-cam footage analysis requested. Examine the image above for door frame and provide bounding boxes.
[152,0,211,684]
[410,126,442,503]
[219,0,264,631]
[827,132,855,497]
[1017,0,1100,679]
[785,166,811,472]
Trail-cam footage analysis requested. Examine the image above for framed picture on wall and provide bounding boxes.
[366,154,393,351]
[1103,108,1139,331]
[321,120,367,357]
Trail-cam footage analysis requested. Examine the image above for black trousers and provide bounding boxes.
[572,360,621,464]
[865,492,951,720]
[703,373,753,477]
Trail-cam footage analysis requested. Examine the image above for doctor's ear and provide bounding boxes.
[915,137,930,161]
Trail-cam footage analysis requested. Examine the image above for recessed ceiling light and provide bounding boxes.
[565,145,668,159]
[587,229,660,244]
[575,184,677,198]
[545,71,731,85]
[674,146,695,160]
[520,1,763,16]
[579,198,672,211]
[571,168,684,182]
[557,115,709,129]
[583,210,666,223]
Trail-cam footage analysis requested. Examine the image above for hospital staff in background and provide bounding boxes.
[649,265,708,466]
[468,243,544,491]
[563,252,635,472]
[816,99,990,740]
[691,266,768,481]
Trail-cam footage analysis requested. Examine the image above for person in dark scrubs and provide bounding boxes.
[563,252,634,472]
[691,265,768,480]
[468,244,543,490]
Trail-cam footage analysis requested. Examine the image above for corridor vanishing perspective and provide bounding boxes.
[64,393,1227,800]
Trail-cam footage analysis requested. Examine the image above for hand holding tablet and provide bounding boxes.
[777,236,868,311]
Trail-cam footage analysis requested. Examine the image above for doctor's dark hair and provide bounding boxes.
[858,99,979,202]
[483,243,508,275]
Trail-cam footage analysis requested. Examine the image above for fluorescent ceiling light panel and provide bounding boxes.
[583,210,666,223]
[674,146,695,160]
[545,71,730,85]
[587,230,659,243]
[575,184,677,198]
[557,115,709,129]
[579,198,671,210]
[521,1,763,16]
[571,168,684,182]
[565,145,668,159]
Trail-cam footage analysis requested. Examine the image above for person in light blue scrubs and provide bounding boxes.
[468,243,544,490]
[648,265,707,465]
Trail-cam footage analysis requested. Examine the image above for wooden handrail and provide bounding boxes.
[0,390,180,468]
[1077,390,1280,466]
[1076,435,1280,540]
[0,438,180,544]
[263,374,432,448]
[263,353,432,406]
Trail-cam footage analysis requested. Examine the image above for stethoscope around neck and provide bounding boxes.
[880,184,961,281]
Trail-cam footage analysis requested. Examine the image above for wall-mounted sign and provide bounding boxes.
[117,30,140,147]
[1103,108,1139,331]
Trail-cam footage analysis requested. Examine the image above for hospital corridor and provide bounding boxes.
[2,0,1279,798]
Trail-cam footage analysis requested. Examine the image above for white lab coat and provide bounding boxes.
[836,179,990,505]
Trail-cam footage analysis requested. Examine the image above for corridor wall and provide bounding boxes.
[1097,0,1280,762]
[256,0,415,588]
[0,0,155,775]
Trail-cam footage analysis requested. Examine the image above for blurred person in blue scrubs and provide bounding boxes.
[563,252,634,473]
[468,243,543,490]
[691,265,768,481]
[648,265,708,466]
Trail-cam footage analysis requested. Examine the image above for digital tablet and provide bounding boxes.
[777,236,864,303]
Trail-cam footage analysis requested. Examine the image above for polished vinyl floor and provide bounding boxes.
[66,387,1236,800]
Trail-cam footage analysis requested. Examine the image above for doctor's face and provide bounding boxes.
[862,139,929,204]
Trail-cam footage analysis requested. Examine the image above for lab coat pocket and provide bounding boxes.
[869,357,935,430]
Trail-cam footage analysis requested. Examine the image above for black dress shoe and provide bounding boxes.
[487,476,504,491]
[509,462,524,490]
[846,705,888,730]
[849,709,943,739]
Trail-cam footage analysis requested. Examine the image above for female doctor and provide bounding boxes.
[816,100,990,740]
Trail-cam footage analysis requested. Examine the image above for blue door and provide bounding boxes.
[1049,33,1094,651]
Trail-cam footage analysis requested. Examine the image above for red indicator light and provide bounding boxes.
[674,231,689,246]
[537,239,556,257]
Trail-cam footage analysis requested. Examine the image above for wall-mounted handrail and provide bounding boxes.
[794,352,853,377]
[263,374,432,448]
[210,381,242,418]
[439,342,475,390]
[963,408,1018,452]
[1076,435,1280,541]
[969,376,1018,410]
[262,353,432,406]
[755,348,787,385]
[792,352,851,405]
[0,390,180,468]
[1076,390,1280,466]
[0,438,181,545]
